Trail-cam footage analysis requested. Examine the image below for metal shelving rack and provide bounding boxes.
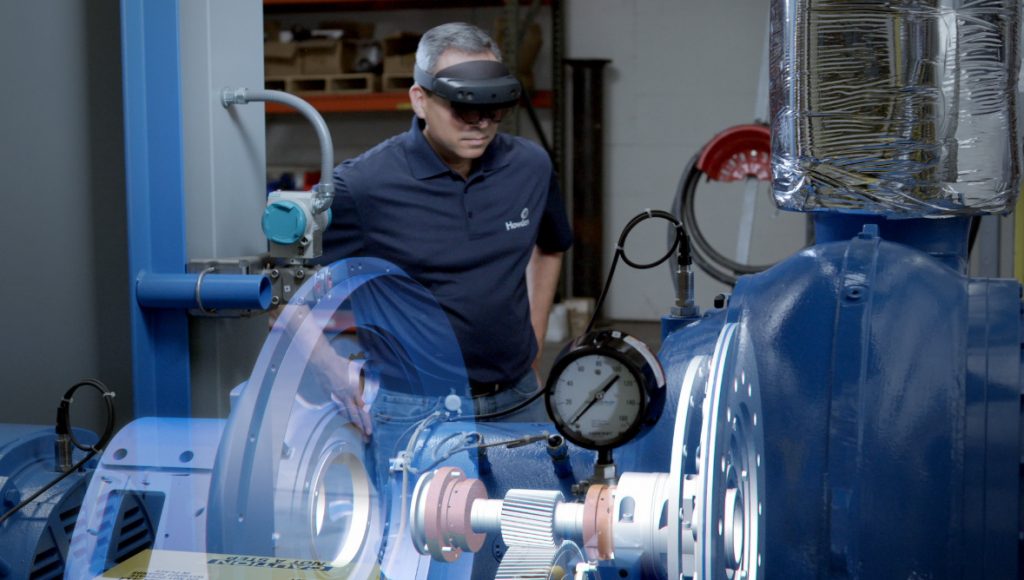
[262,0,564,176]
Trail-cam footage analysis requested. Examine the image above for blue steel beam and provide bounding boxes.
[121,0,190,417]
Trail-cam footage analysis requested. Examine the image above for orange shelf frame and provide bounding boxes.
[265,90,552,114]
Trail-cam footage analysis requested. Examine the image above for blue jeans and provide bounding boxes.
[470,371,548,422]
[367,372,547,488]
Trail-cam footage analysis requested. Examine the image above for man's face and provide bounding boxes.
[411,50,505,166]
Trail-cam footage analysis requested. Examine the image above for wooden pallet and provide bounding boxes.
[265,77,289,92]
[381,73,414,92]
[266,73,378,95]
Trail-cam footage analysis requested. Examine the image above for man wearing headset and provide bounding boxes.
[318,22,572,431]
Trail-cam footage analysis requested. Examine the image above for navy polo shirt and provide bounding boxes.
[320,117,572,384]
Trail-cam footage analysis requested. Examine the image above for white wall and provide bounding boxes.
[567,0,805,319]
[265,1,809,321]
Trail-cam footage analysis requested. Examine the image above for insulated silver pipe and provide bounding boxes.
[770,0,1021,216]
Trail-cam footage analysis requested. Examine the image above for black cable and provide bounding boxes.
[0,379,115,526]
[471,382,549,421]
[671,157,736,285]
[586,209,686,333]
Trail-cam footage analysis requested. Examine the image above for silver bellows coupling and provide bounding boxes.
[770,0,1022,216]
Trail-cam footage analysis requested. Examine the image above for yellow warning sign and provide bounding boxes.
[97,549,376,580]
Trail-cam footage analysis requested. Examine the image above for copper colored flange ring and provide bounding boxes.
[444,477,487,552]
[420,467,489,562]
[422,467,463,562]
[582,484,615,560]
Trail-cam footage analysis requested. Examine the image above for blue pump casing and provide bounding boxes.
[638,215,1022,578]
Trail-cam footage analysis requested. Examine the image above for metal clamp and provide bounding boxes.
[194,267,217,314]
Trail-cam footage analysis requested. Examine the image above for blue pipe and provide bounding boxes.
[136,272,272,311]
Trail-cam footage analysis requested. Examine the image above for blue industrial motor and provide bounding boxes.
[0,425,95,579]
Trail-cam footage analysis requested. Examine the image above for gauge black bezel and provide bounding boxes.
[544,330,665,450]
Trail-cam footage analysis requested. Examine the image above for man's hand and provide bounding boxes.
[278,304,374,440]
[307,337,374,440]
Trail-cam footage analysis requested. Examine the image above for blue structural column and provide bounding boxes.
[121,0,191,417]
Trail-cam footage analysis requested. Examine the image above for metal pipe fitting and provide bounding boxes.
[221,87,335,213]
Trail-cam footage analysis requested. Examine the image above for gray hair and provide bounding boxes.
[415,22,502,75]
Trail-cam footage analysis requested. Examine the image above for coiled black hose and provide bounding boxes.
[671,153,774,287]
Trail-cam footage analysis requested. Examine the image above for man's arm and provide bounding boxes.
[527,245,564,370]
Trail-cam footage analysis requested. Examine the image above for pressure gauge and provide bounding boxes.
[545,330,666,450]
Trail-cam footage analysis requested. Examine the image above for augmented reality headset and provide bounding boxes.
[413,60,522,107]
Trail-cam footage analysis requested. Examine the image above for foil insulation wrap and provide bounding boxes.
[770,0,1021,216]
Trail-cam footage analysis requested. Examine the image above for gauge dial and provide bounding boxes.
[549,354,643,448]
[545,330,666,450]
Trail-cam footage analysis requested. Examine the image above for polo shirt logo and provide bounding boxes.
[506,207,531,231]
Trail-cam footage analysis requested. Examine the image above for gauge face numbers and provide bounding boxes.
[549,354,643,448]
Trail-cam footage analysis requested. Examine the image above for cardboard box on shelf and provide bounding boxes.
[318,20,375,40]
[297,38,354,75]
[383,52,416,76]
[382,31,421,57]
[264,41,299,77]
[380,32,420,86]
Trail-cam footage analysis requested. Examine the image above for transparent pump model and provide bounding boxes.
[61,255,762,580]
